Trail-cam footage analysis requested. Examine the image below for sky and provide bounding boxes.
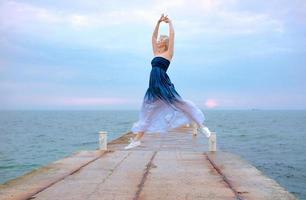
[0,0,305,110]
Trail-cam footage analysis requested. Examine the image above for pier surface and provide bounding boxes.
[0,126,297,200]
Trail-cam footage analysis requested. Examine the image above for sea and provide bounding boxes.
[0,110,305,199]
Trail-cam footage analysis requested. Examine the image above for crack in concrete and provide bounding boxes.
[133,151,158,200]
[86,151,133,199]
[205,153,246,200]
[27,150,110,200]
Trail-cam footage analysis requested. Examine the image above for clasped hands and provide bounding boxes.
[158,13,171,23]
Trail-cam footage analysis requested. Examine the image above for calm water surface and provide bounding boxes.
[0,110,305,199]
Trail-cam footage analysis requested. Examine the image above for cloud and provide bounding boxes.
[0,1,156,30]
[1,94,136,107]
[0,0,289,55]
[0,0,288,60]
[175,10,283,38]
[1,0,305,110]
[0,0,284,36]
[54,97,130,106]
[0,59,7,73]
[200,90,306,109]
[205,98,218,108]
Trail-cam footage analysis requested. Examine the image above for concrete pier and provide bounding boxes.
[0,126,297,200]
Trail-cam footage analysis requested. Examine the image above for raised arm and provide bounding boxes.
[152,14,165,54]
[165,18,175,58]
[152,21,160,54]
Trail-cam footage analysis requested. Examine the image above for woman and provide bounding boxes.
[125,14,212,150]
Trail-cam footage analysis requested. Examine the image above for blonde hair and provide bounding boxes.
[159,34,169,50]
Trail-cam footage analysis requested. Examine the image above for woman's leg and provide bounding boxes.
[132,99,162,141]
[173,99,206,128]
[133,131,144,141]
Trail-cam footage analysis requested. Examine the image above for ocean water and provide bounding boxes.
[0,110,305,199]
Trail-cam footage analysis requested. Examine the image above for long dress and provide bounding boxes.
[131,56,205,135]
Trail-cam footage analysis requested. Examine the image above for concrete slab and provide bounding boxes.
[0,127,297,200]
[108,126,208,152]
[0,150,106,200]
[32,151,155,200]
[31,151,237,200]
[206,152,297,200]
[138,151,236,200]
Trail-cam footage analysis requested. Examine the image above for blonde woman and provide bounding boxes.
[125,14,212,149]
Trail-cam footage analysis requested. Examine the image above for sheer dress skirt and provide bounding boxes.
[131,98,205,135]
[131,57,205,135]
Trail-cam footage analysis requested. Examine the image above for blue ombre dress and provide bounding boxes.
[131,56,205,135]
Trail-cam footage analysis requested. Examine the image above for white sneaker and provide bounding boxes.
[199,126,212,138]
[124,138,141,149]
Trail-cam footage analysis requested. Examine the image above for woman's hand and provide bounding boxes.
[158,13,168,23]
[163,16,171,23]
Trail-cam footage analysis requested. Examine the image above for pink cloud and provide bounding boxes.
[58,97,129,106]
[205,98,218,108]
[3,95,134,106]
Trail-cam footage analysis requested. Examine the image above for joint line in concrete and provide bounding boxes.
[133,151,158,200]
[26,150,111,200]
[205,153,245,200]
[85,151,133,199]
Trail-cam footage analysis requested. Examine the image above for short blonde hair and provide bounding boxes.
[159,34,169,50]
